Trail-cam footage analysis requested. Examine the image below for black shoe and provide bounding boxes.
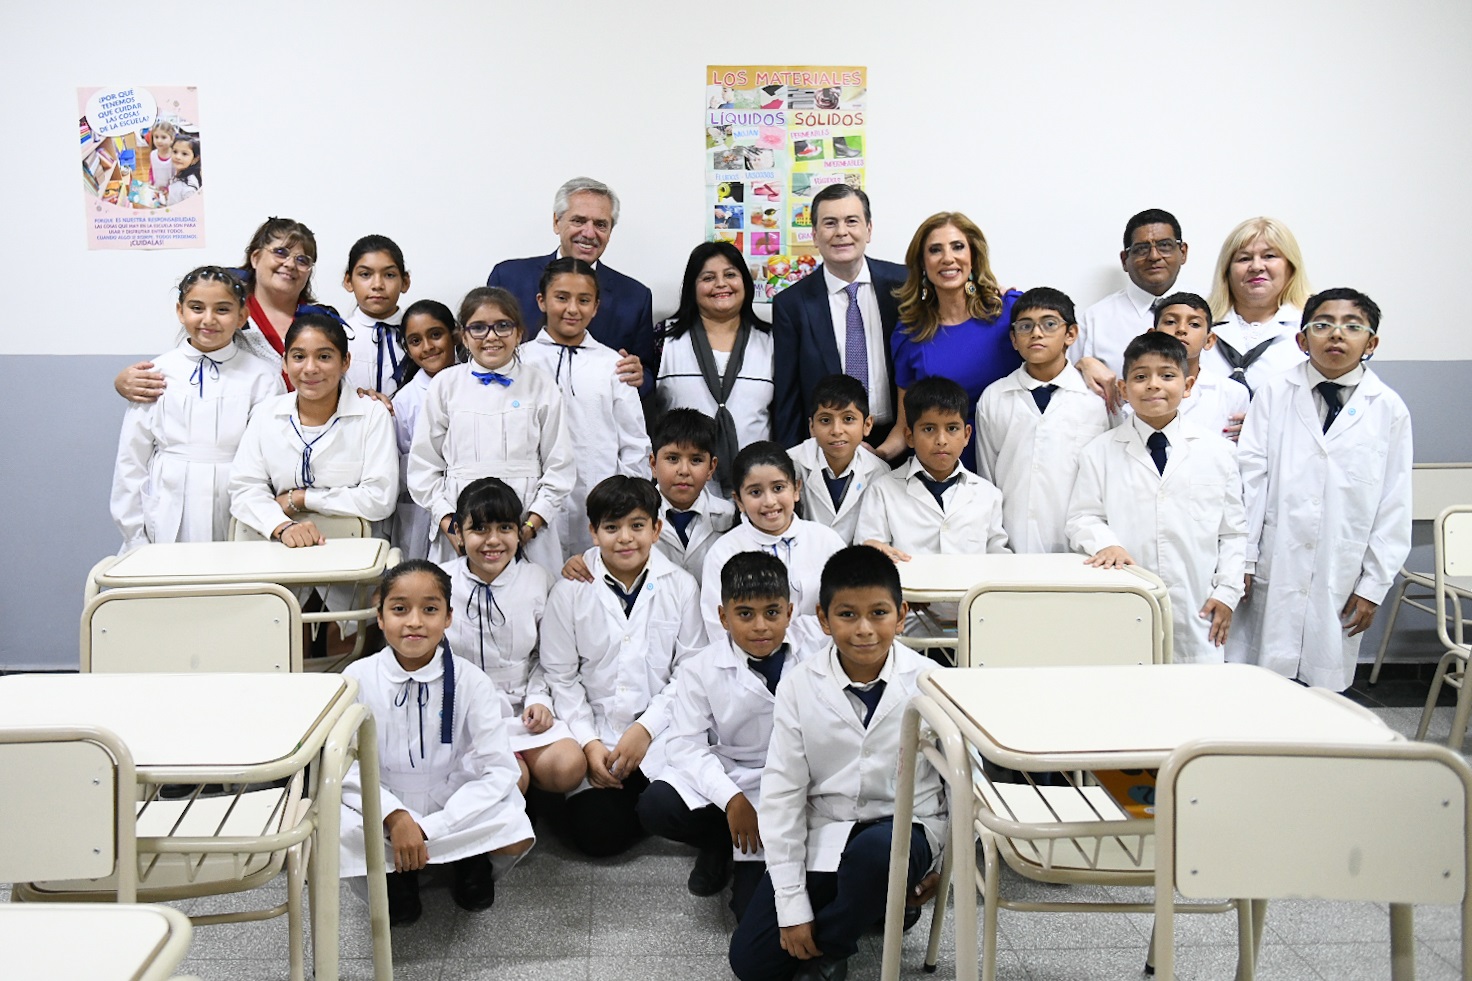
[903,905,922,931]
[451,853,496,911]
[687,846,733,897]
[385,869,421,926]
[795,955,849,981]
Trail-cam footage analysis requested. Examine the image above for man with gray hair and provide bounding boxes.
[488,177,654,395]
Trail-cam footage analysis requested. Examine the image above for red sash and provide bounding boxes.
[248,296,292,391]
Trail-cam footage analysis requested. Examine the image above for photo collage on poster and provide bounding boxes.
[705,66,867,303]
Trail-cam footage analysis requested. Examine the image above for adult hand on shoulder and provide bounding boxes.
[1086,546,1135,569]
[780,922,822,961]
[561,553,594,582]
[1200,599,1233,646]
[863,539,912,563]
[584,741,623,790]
[355,387,395,415]
[1223,412,1245,442]
[1341,594,1378,636]
[116,362,166,403]
[726,792,761,854]
[1076,357,1121,414]
[615,349,644,389]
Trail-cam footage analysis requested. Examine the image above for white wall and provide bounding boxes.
[6,0,1471,360]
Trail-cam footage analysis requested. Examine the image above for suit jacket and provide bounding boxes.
[771,256,906,448]
[487,251,656,398]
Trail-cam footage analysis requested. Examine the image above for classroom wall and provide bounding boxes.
[3,1,1470,668]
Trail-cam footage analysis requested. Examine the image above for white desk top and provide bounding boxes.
[98,538,389,586]
[897,552,1166,596]
[0,673,352,778]
[925,663,1397,770]
[1,903,189,980]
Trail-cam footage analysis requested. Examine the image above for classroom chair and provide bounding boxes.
[1153,738,1472,981]
[80,581,303,673]
[0,725,138,902]
[1418,505,1472,750]
[1369,463,1472,685]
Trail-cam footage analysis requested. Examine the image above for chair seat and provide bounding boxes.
[975,780,1155,881]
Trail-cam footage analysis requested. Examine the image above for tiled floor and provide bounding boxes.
[9,682,1470,980]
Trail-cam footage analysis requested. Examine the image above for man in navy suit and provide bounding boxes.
[487,177,656,397]
[771,185,906,451]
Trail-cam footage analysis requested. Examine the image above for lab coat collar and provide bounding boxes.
[1286,362,1384,441]
[820,641,901,732]
[1002,360,1090,394]
[268,387,373,419]
[178,339,241,364]
[345,305,404,337]
[1121,412,1188,478]
[376,645,446,684]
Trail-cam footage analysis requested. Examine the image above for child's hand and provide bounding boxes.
[1086,546,1135,569]
[614,349,645,389]
[116,362,166,403]
[1200,599,1233,646]
[355,387,396,416]
[908,871,941,908]
[385,809,429,872]
[584,741,622,789]
[726,792,761,854]
[780,922,822,961]
[562,553,594,582]
[863,539,912,563]
[439,515,463,554]
[607,723,652,781]
[279,520,326,548]
[1242,573,1254,600]
[520,513,545,545]
[1223,412,1245,442]
[522,702,553,735]
[1341,594,1378,636]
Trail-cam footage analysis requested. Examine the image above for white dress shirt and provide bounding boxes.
[1076,280,1167,376]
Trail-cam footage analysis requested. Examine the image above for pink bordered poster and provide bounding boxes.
[705,66,867,303]
[78,85,204,250]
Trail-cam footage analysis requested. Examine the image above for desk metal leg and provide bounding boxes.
[357,713,394,981]
[881,701,924,981]
[1389,903,1415,981]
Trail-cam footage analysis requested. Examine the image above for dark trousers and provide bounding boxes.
[637,779,767,920]
[562,769,650,858]
[728,818,931,981]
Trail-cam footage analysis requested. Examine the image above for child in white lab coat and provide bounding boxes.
[520,257,650,559]
[1066,331,1247,663]
[700,442,847,652]
[391,300,464,561]
[728,546,944,981]
[638,551,809,920]
[975,288,1110,554]
[787,374,890,545]
[111,266,281,552]
[408,286,576,573]
[341,560,534,926]
[1230,288,1412,690]
[341,235,411,399]
[539,476,707,857]
[649,409,737,576]
[1148,292,1251,441]
[442,477,587,796]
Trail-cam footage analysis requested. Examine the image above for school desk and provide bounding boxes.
[0,903,193,981]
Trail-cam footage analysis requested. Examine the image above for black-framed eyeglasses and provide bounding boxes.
[268,246,314,269]
[463,320,518,339]
[1127,239,1182,259]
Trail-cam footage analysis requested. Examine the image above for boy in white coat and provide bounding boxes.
[1067,331,1247,664]
[540,476,707,857]
[788,375,890,545]
[975,288,1111,553]
[728,546,943,981]
[1148,292,1251,441]
[1230,289,1412,690]
[639,551,808,920]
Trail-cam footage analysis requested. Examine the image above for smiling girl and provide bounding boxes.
[342,235,412,398]
[391,299,463,560]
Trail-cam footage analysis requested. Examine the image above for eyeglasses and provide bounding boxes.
[1127,239,1182,259]
[1303,321,1375,337]
[1011,318,1067,336]
[268,246,314,269]
[463,320,518,339]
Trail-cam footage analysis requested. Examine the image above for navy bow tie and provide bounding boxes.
[471,369,513,387]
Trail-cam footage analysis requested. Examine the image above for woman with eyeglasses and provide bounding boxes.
[1200,216,1313,397]
[114,217,345,400]
[877,211,1023,469]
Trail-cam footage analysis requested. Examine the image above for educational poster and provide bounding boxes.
[705,66,866,302]
[78,85,204,250]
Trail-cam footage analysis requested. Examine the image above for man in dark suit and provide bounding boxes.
[487,177,656,397]
[771,185,906,451]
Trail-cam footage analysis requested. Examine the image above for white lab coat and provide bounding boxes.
[656,487,737,578]
[520,332,650,557]
[854,458,1011,557]
[1198,306,1304,395]
[975,363,1111,554]
[760,644,946,926]
[699,517,847,653]
[111,340,281,552]
[407,360,576,574]
[788,437,891,545]
[391,369,433,560]
[1229,364,1412,689]
[343,306,406,398]
[340,648,532,877]
[1066,416,1247,664]
[540,548,707,785]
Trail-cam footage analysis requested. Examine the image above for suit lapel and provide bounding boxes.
[805,273,843,376]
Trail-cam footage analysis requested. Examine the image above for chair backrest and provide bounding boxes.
[1414,464,1472,522]
[228,512,369,542]
[1437,506,1472,651]
[81,583,303,673]
[0,726,138,902]
[1158,738,1471,906]
[956,577,1170,668]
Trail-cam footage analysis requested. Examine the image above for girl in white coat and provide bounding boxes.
[391,300,464,561]
[1229,289,1412,690]
[111,266,281,553]
[520,258,650,559]
[341,560,534,925]
[408,287,576,574]
[341,235,411,399]
[443,477,587,795]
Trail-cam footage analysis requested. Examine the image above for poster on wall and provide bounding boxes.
[705,66,866,303]
[78,85,203,250]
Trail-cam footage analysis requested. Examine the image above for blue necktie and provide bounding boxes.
[767,537,796,565]
[747,645,787,695]
[667,509,697,547]
[188,354,221,397]
[843,282,868,391]
[605,572,647,618]
[1147,430,1169,475]
[471,370,513,387]
[824,471,854,510]
[373,322,402,392]
[1316,382,1345,434]
[1031,383,1057,414]
[847,680,887,727]
[918,472,962,511]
